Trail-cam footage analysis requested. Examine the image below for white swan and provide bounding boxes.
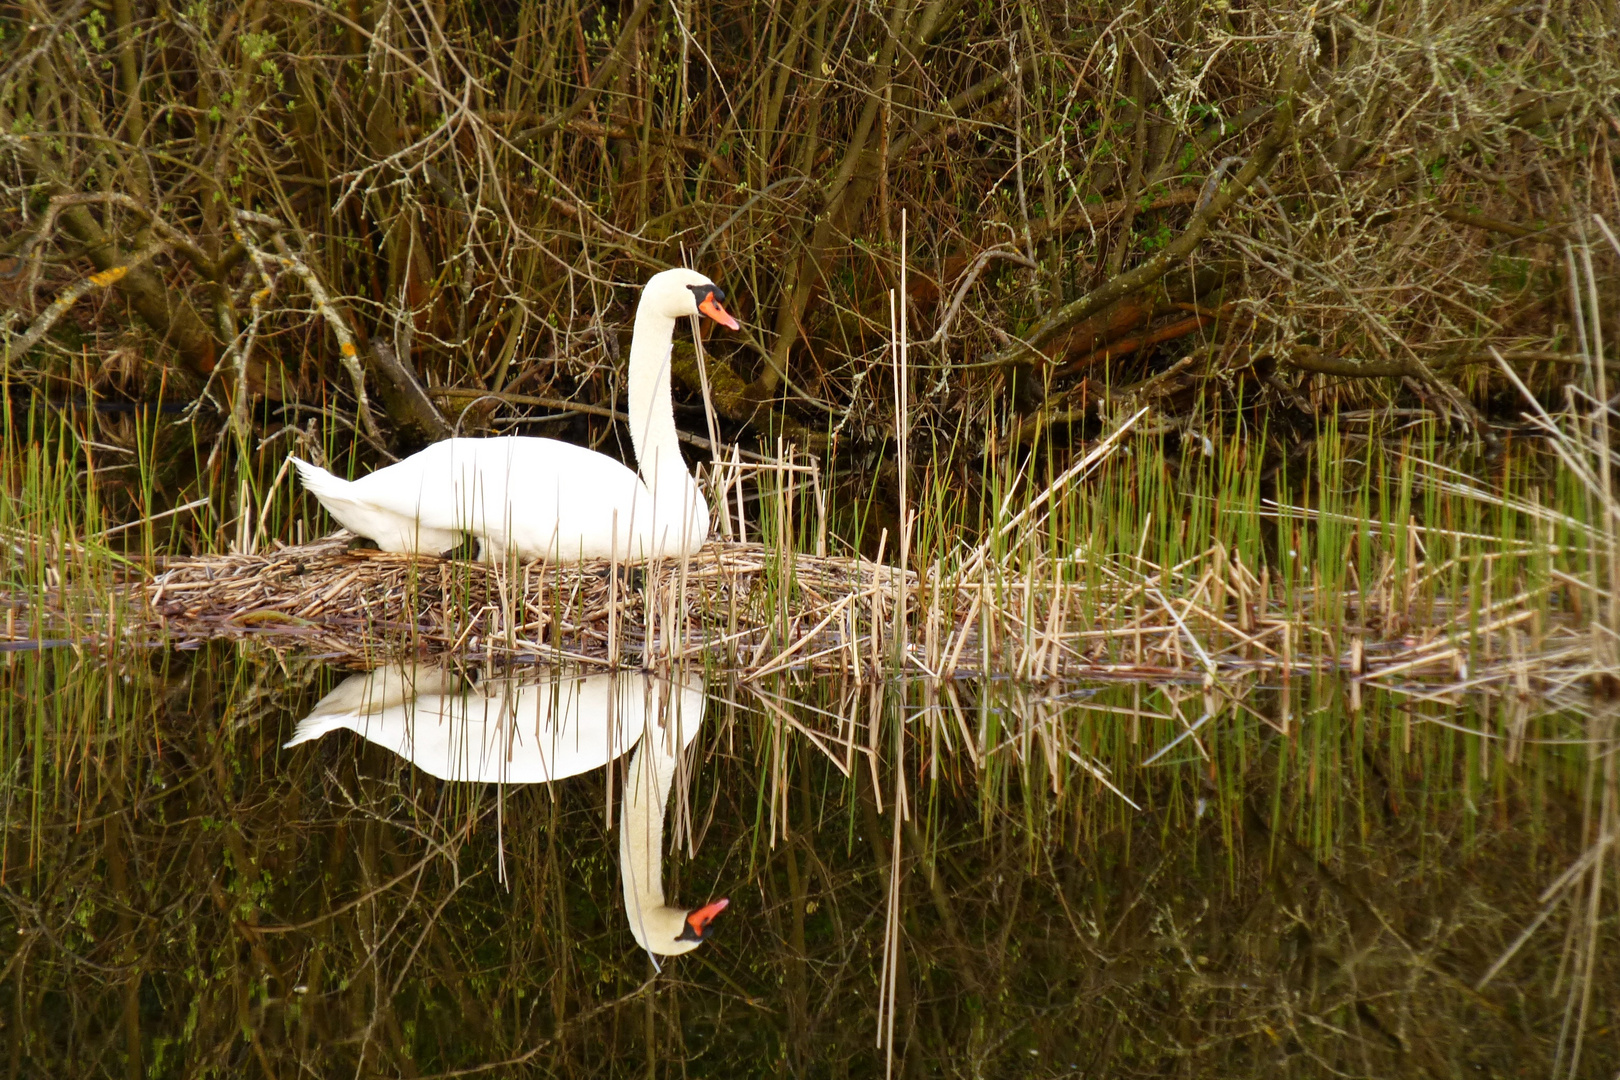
[291,268,739,563]
[286,663,728,956]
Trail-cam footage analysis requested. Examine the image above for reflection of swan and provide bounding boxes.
[286,664,727,956]
[290,268,739,563]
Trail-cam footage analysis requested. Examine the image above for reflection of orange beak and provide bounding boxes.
[698,294,740,330]
[686,897,730,938]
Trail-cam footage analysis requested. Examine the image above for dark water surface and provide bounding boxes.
[2,644,1615,1078]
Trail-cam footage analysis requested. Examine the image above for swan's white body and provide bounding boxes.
[291,269,737,563]
[287,664,726,955]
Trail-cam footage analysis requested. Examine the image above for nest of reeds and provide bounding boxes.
[126,530,1591,694]
[140,533,921,673]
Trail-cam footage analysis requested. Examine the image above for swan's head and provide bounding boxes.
[630,896,731,957]
[644,268,740,330]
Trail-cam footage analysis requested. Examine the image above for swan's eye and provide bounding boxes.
[687,284,727,306]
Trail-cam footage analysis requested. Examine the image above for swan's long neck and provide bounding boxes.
[627,305,685,489]
[626,300,709,551]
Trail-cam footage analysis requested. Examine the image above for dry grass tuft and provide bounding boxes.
[132,533,914,672]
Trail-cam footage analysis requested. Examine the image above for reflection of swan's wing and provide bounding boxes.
[632,673,707,757]
[288,664,466,745]
[490,675,628,783]
[309,692,477,781]
[286,666,707,787]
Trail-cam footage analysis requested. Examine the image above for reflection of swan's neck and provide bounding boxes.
[620,724,684,952]
[615,680,725,958]
[619,713,726,957]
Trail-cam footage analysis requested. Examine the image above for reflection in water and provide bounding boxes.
[287,663,727,956]
[1,646,1616,1076]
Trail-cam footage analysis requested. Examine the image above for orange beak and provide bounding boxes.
[685,897,730,939]
[698,294,740,330]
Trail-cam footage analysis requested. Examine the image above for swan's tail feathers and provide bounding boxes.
[290,456,371,537]
[283,712,354,749]
[290,457,352,507]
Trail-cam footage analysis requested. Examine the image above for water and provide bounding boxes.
[2,644,1615,1078]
